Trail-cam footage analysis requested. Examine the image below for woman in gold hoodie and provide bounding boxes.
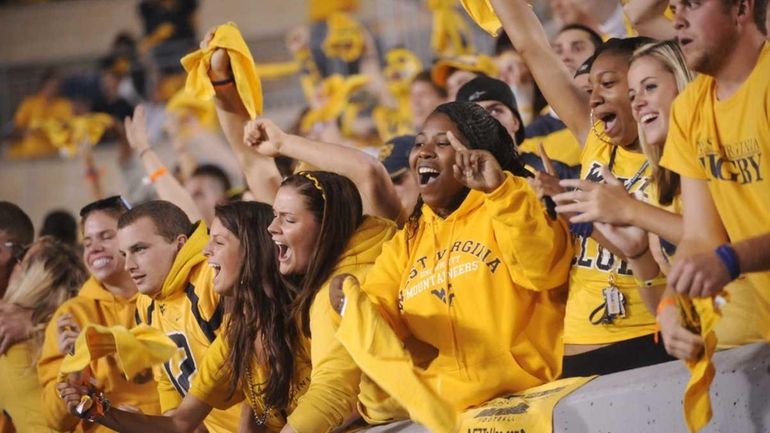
[59,173,396,433]
[332,101,573,432]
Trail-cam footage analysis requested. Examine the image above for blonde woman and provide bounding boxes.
[557,40,767,360]
[0,237,87,433]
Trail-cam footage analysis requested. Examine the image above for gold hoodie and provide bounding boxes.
[348,173,572,420]
[38,277,160,433]
[287,216,396,433]
[135,222,240,433]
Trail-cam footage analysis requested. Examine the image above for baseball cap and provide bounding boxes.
[456,76,526,145]
[431,54,498,87]
[378,135,415,178]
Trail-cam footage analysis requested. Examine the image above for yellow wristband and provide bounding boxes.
[634,271,667,289]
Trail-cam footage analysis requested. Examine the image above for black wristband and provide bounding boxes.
[211,76,235,86]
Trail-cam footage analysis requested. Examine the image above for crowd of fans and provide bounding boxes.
[1,0,770,432]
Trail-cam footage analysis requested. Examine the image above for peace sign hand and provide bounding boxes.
[449,131,505,193]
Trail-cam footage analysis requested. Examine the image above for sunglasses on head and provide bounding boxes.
[79,196,132,218]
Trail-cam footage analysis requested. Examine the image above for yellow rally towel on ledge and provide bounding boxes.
[679,296,719,433]
[459,0,502,36]
[181,22,263,119]
[459,376,595,433]
[59,324,177,382]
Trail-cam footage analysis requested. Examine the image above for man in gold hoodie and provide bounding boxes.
[114,200,240,432]
[37,196,162,432]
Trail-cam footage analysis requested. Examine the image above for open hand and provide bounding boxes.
[124,105,150,154]
[554,166,635,225]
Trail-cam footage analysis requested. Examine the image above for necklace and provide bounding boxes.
[607,145,649,192]
[245,367,271,426]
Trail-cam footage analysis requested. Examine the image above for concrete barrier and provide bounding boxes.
[360,343,770,433]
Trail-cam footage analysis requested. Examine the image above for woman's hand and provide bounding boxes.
[449,131,505,193]
[200,27,232,81]
[243,119,286,157]
[56,313,80,355]
[56,378,90,417]
[124,105,151,154]
[554,166,636,225]
[658,303,705,361]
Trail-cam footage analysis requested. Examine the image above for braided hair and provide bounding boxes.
[407,101,531,239]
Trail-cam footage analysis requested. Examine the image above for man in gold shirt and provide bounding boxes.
[38,196,162,432]
[115,200,240,432]
[659,0,770,359]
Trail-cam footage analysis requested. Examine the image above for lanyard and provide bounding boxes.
[607,145,650,192]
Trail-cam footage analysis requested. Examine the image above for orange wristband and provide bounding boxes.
[656,296,677,318]
[148,166,168,183]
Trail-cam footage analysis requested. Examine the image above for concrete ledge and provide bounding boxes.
[361,343,770,433]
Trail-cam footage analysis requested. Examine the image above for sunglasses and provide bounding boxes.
[79,195,132,218]
[3,241,29,264]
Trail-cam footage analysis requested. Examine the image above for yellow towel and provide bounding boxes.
[336,276,460,433]
[59,324,177,383]
[166,89,218,130]
[322,12,366,63]
[300,74,370,133]
[181,22,263,119]
[459,376,595,433]
[428,0,473,57]
[309,0,359,21]
[41,113,113,157]
[679,295,719,433]
[459,0,502,36]
[254,61,301,79]
[383,48,423,99]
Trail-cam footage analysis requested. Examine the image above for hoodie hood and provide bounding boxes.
[79,276,138,303]
[335,216,397,272]
[158,222,209,300]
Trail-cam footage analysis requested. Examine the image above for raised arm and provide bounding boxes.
[124,105,202,222]
[489,0,591,145]
[624,0,676,39]
[201,30,281,204]
[244,118,403,221]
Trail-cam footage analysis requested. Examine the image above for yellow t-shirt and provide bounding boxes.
[135,223,241,433]
[0,342,58,433]
[660,42,770,344]
[520,127,583,169]
[189,334,312,433]
[564,133,658,345]
[9,94,73,159]
[646,184,765,348]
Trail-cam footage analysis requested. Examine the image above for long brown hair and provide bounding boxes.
[280,171,363,336]
[217,202,301,411]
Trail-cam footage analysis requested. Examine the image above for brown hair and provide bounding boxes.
[280,171,363,336]
[117,200,193,241]
[217,201,302,412]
